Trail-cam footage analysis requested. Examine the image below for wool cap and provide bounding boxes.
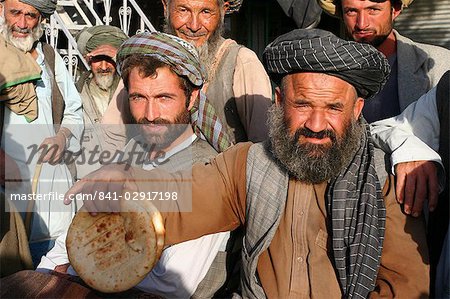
[18,0,57,18]
[262,28,390,99]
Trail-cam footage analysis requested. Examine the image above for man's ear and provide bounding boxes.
[391,1,403,21]
[187,88,200,111]
[274,86,283,107]
[353,97,365,119]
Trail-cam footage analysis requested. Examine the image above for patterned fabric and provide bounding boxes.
[317,0,414,18]
[262,28,390,99]
[191,91,232,152]
[244,123,386,298]
[76,25,128,56]
[226,0,243,14]
[327,121,386,298]
[19,0,57,18]
[116,31,232,152]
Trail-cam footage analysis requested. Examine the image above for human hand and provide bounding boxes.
[38,129,69,165]
[395,161,439,217]
[64,163,137,215]
[87,44,118,61]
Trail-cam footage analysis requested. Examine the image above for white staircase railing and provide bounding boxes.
[44,0,156,81]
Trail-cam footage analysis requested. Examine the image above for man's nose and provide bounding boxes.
[16,14,28,29]
[356,12,369,30]
[186,14,201,32]
[144,100,161,122]
[100,60,109,70]
[304,110,327,133]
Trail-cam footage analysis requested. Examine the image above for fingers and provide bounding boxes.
[64,165,131,215]
[427,165,439,212]
[395,168,406,205]
[395,161,439,217]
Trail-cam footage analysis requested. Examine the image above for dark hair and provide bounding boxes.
[336,0,402,15]
[121,54,195,103]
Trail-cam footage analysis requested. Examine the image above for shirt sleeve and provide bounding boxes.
[370,87,443,183]
[233,48,272,142]
[36,231,69,271]
[54,51,83,152]
[130,142,251,246]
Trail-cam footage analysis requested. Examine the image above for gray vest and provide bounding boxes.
[122,135,217,171]
[205,39,245,143]
[243,142,389,298]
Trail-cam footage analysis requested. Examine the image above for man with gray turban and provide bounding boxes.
[74,25,127,178]
[0,0,83,266]
[68,29,429,298]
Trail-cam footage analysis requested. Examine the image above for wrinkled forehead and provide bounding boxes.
[1,0,40,14]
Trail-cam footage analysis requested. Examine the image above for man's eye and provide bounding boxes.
[130,96,145,102]
[202,9,211,14]
[26,13,39,20]
[10,10,21,16]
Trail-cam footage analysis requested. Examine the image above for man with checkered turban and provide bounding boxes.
[105,0,272,147]
[39,31,234,298]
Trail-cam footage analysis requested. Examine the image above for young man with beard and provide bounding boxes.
[0,0,83,266]
[38,32,232,298]
[66,29,429,298]
[103,0,272,147]
[74,25,128,178]
[318,0,450,217]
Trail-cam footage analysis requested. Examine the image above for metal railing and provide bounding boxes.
[44,0,156,81]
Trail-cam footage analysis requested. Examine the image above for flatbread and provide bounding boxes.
[66,196,165,293]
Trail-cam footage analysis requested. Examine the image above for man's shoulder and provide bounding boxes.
[396,31,450,58]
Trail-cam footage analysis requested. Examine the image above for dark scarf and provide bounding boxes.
[327,121,386,298]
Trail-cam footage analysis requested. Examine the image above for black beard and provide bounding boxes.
[134,110,190,151]
[267,105,364,184]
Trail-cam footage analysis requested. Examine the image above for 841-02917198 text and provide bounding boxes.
[91,191,178,201]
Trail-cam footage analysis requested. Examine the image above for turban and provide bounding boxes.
[317,0,414,18]
[116,31,231,152]
[19,0,57,18]
[226,0,243,14]
[76,25,128,56]
[117,31,205,87]
[262,28,390,99]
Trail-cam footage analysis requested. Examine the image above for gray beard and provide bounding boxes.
[0,15,43,52]
[267,105,363,184]
[163,17,223,79]
[93,72,115,91]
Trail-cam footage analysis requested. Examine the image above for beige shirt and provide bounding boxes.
[131,142,429,298]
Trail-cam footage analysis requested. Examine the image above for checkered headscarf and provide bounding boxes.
[263,28,390,99]
[116,31,232,152]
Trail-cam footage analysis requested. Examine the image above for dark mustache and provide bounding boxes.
[294,127,336,141]
[137,118,172,125]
